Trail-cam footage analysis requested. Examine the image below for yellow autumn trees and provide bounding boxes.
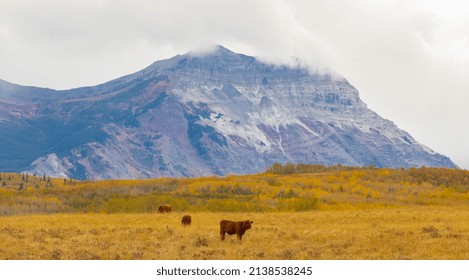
[0,165,468,215]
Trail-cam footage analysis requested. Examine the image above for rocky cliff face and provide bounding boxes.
[0,46,457,179]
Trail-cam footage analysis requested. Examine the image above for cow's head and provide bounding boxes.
[243,220,253,230]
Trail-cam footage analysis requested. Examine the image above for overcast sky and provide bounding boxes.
[1,0,468,169]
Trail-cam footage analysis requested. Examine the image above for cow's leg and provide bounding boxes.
[237,233,242,240]
[220,231,225,241]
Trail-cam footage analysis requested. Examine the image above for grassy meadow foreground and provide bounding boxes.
[1,208,469,260]
[1,165,469,259]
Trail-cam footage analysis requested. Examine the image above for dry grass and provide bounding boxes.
[1,205,469,260]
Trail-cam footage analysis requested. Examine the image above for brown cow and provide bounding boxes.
[157,204,172,213]
[220,219,253,241]
[181,215,192,226]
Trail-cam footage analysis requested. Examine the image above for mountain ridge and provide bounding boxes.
[0,45,457,179]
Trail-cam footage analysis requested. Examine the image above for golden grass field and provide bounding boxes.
[1,206,469,260]
[1,166,469,260]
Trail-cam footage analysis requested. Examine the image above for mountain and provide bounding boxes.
[0,46,457,179]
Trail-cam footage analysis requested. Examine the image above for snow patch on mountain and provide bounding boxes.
[29,153,71,178]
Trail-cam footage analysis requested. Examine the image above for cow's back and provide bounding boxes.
[220,220,236,234]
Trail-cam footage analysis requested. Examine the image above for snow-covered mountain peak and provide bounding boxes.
[0,46,458,179]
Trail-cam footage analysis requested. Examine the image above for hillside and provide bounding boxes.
[1,165,468,215]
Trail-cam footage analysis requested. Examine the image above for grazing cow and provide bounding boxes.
[157,204,172,213]
[220,219,253,241]
[181,215,192,226]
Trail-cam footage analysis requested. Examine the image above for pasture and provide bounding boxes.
[1,165,469,259]
[1,206,469,260]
